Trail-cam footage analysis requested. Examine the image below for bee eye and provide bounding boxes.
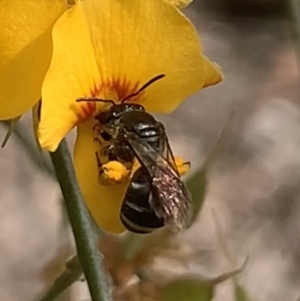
[100,131,111,141]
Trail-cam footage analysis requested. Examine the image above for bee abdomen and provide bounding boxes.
[136,128,161,150]
[120,202,164,234]
[120,168,164,234]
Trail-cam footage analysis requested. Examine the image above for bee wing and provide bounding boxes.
[160,126,180,177]
[125,131,193,231]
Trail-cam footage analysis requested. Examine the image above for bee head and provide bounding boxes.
[96,103,145,125]
[76,74,165,136]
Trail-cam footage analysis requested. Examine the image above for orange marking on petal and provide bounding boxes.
[112,76,127,101]
[129,81,140,100]
[73,101,97,125]
[118,76,128,100]
[91,84,101,97]
[73,76,145,126]
[96,76,141,103]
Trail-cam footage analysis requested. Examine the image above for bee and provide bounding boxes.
[77,74,193,233]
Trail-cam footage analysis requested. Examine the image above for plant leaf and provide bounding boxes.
[187,112,234,225]
[234,283,253,301]
[162,278,214,301]
[186,167,208,225]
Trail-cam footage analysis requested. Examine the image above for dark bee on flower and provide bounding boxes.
[77,74,193,233]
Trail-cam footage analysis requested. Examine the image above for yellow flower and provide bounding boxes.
[38,0,222,233]
[0,0,67,120]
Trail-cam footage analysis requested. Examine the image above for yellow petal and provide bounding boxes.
[0,0,67,120]
[38,2,101,152]
[74,120,127,234]
[164,0,193,8]
[82,0,204,113]
[202,56,223,88]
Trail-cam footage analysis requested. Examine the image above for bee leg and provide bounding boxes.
[99,144,120,163]
[98,160,131,185]
[92,122,104,139]
[92,123,99,131]
[107,144,118,161]
[99,145,110,158]
[95,151,103,169]
[95,149,130,185]
[106,144,134,172]
[174,156,191,177]
[93,137,103,146]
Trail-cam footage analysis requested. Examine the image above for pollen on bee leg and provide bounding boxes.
[98,160,131,186]
[174,156,191,177]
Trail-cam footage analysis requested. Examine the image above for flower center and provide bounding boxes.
[74,76,140,124]
[74,73,165,125]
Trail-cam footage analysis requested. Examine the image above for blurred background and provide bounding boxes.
[1,0,299,300]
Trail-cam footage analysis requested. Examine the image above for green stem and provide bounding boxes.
[37,256,82,301]
[50,140,110,301]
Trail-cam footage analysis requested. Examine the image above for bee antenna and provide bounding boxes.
[76,97,115,106]
[121,74,165,103]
